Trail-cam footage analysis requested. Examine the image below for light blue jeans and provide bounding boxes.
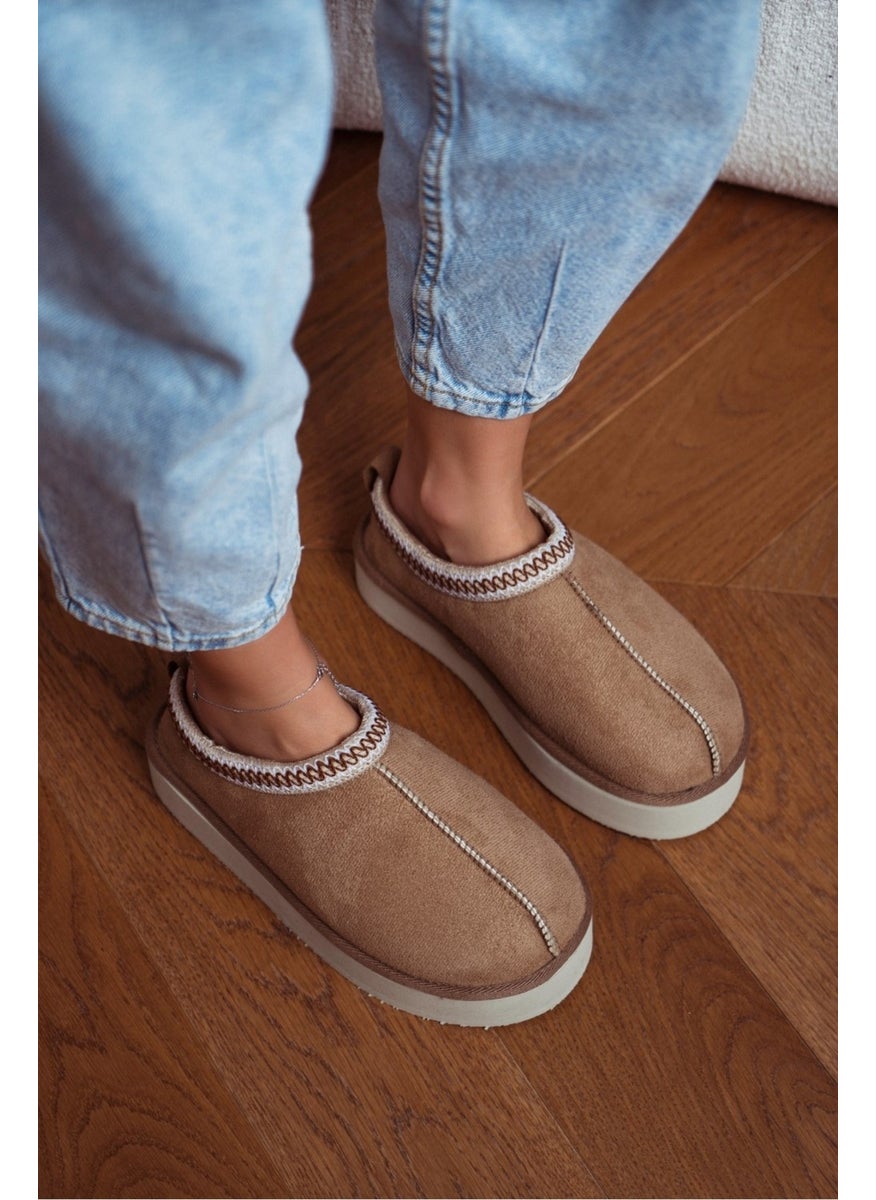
[39,0,760,652]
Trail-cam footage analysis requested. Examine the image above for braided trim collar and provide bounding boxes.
[371,476,575,602]
[168,667,390,794]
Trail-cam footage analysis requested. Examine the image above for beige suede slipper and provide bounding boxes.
[353,446,748,840]
[146,663,592,1025]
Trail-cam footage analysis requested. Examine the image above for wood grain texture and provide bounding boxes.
[497,835,836,1200]
[533,240,837,586]
[40,129,838,1198]
[39,789,288,1200]
[292,550,839,1200]
[312,130,383,207]
[39,563,604,1200]
[730,488,837,595]
[656,586,837,1074]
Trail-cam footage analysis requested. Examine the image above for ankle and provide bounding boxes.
[186,667,360,761]
[390,394,545,565]
[390,452,544,566]
[185,610,360,761]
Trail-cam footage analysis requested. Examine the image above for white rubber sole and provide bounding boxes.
[355,559,745,840]
[148,759,592,1027]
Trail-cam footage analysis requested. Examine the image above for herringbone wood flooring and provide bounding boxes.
[39,132,837,1199]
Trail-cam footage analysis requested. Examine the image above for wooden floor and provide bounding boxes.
[39,132,837,1199]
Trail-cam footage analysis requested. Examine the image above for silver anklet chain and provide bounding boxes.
[188,648,334,715]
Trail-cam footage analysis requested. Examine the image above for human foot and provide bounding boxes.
[389,396,544,565]
[357,446,748,839]
[389,450,544,566]
[186,610,359,761]
[148,663,593,1024]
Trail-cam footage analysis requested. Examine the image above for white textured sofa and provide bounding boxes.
[327,0,837,205]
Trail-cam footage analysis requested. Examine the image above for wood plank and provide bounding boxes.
[306,157,384,285]
[294,177,836,552]
[654,585,837,1075]
[533,240,837,586]
[730,488,837,596]
[39,789,287,1199]
[312,130,382,208]
[38,562,604,1200]
[496,831,837,1199]
[292,551,838,1200]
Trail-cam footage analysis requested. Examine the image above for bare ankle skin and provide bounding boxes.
[187,396,546,759]
[389,393,545,565]
[186,608,359,761]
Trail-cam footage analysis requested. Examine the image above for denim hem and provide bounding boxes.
[396,340,575,419]
[52,588,295,652]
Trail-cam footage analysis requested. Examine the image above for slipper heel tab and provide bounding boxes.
[363,445,401,493]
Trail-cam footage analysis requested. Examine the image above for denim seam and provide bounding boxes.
[395,337,578,418]
[521,242,568,399]
[259,431,283,619]
[408,0,454,388]
[38,508,77,620]
[401,0,582,417]
[132,504,182,646]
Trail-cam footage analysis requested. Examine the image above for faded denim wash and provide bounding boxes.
[39,0,760,652]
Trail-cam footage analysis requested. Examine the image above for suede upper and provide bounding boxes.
[359,448,745,800]
[150,675,589,991]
